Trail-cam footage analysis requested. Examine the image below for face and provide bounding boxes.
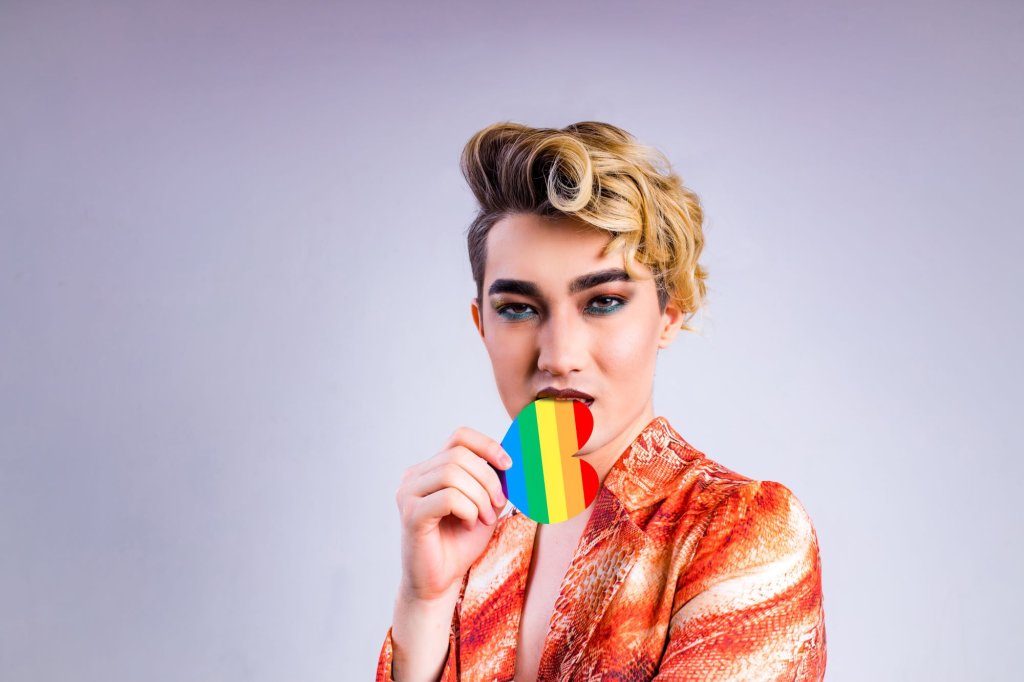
[470,213,685,481]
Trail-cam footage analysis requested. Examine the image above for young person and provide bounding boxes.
[376,121,827,681]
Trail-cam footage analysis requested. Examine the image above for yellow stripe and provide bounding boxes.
[555,400,584,518]
[536,399,567,523]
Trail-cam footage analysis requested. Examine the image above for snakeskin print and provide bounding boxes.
[377,416,826,681]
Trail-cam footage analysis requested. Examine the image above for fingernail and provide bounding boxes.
[501,454,512,467]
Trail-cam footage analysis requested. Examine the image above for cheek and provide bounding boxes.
[485,328,533,373]
[594,317,660,372]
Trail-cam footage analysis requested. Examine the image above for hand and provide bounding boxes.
[394,426,512,603]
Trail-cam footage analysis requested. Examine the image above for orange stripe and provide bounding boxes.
[555,400,584,518]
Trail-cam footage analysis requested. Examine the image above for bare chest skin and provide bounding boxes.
[513,507,594,682]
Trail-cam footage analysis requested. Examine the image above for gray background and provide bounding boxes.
[2,0,1021,680]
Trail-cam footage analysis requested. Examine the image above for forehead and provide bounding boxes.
[484,213,651,287]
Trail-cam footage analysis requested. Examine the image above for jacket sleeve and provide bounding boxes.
[374,624,458,682]
[653,480,827,681]
[375,571,468,682]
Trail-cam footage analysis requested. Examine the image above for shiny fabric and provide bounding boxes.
[376,415,826,681]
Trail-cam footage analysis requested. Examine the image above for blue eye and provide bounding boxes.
[585,296,626,315]
[496,303,537,321]
[495,296,626,321]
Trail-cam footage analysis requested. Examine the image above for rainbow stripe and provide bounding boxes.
[498,398,598,524]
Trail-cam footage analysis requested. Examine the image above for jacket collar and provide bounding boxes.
[601,415,706,514]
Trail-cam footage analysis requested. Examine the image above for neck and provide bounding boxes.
[582,395,656,487]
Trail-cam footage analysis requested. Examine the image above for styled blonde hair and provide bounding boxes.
[460,120,708,332]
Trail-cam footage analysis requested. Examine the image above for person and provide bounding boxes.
[375,121,827,681]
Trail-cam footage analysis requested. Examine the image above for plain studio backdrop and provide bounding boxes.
[1,1,1021,680]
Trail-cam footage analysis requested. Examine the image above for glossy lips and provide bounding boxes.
[497,398,598,524]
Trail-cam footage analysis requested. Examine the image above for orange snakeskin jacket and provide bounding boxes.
[376,415,827,681]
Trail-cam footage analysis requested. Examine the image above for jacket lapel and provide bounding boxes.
[458,509,538,681]
[534,416,696,681]
[535,484,650,681]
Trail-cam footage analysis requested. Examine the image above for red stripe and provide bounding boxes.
[573,400,593,449]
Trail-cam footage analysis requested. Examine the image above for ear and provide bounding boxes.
[657,300,686,349]
[471,297,485,339]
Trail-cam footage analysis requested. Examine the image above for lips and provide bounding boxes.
[536,387,595,407]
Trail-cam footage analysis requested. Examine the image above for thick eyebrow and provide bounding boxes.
[487,268,633,298]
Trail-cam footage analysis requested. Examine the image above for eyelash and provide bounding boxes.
[495,295,627,321]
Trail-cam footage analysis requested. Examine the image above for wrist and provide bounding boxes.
[397,579,462,609]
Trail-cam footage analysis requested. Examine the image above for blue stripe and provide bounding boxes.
[501,417,528,518]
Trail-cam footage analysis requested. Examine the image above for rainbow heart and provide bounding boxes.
[496,398,598,524]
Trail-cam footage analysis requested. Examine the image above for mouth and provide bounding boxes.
[535,387,595,408]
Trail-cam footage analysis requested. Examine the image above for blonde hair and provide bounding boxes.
[460,120,708,332]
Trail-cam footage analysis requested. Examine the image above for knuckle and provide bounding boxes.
[437,465,459,486]
[477,480,492,499]
[452,490,473,512]
[442,447,467,471]
[451,446,473,466]
[441,456,462,471]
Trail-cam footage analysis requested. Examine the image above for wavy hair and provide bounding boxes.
[460,120,708,332]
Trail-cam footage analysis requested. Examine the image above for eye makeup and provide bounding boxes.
[491,294,629,321]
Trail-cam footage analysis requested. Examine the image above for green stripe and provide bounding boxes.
[518,402,548,523]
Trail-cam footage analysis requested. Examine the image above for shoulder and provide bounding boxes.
[644,427,822,575]
[655,436,823,552]
[626,427,822,565]
[703,478,819,561]
[675,472,824,600]
[692,470,818,537]
[658,473,828,678]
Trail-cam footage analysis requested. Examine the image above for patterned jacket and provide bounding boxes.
[376,415,827,681]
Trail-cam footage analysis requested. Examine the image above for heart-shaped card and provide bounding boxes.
[496,398,598,524]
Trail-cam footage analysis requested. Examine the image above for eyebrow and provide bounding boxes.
[487,268,633,298]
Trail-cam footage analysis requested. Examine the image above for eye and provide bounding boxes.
[585,295,626,315]
[495,302,537,321]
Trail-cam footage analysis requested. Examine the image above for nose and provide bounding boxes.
[536,304,588,377]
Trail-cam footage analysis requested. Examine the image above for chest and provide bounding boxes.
[513,518,589,682]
